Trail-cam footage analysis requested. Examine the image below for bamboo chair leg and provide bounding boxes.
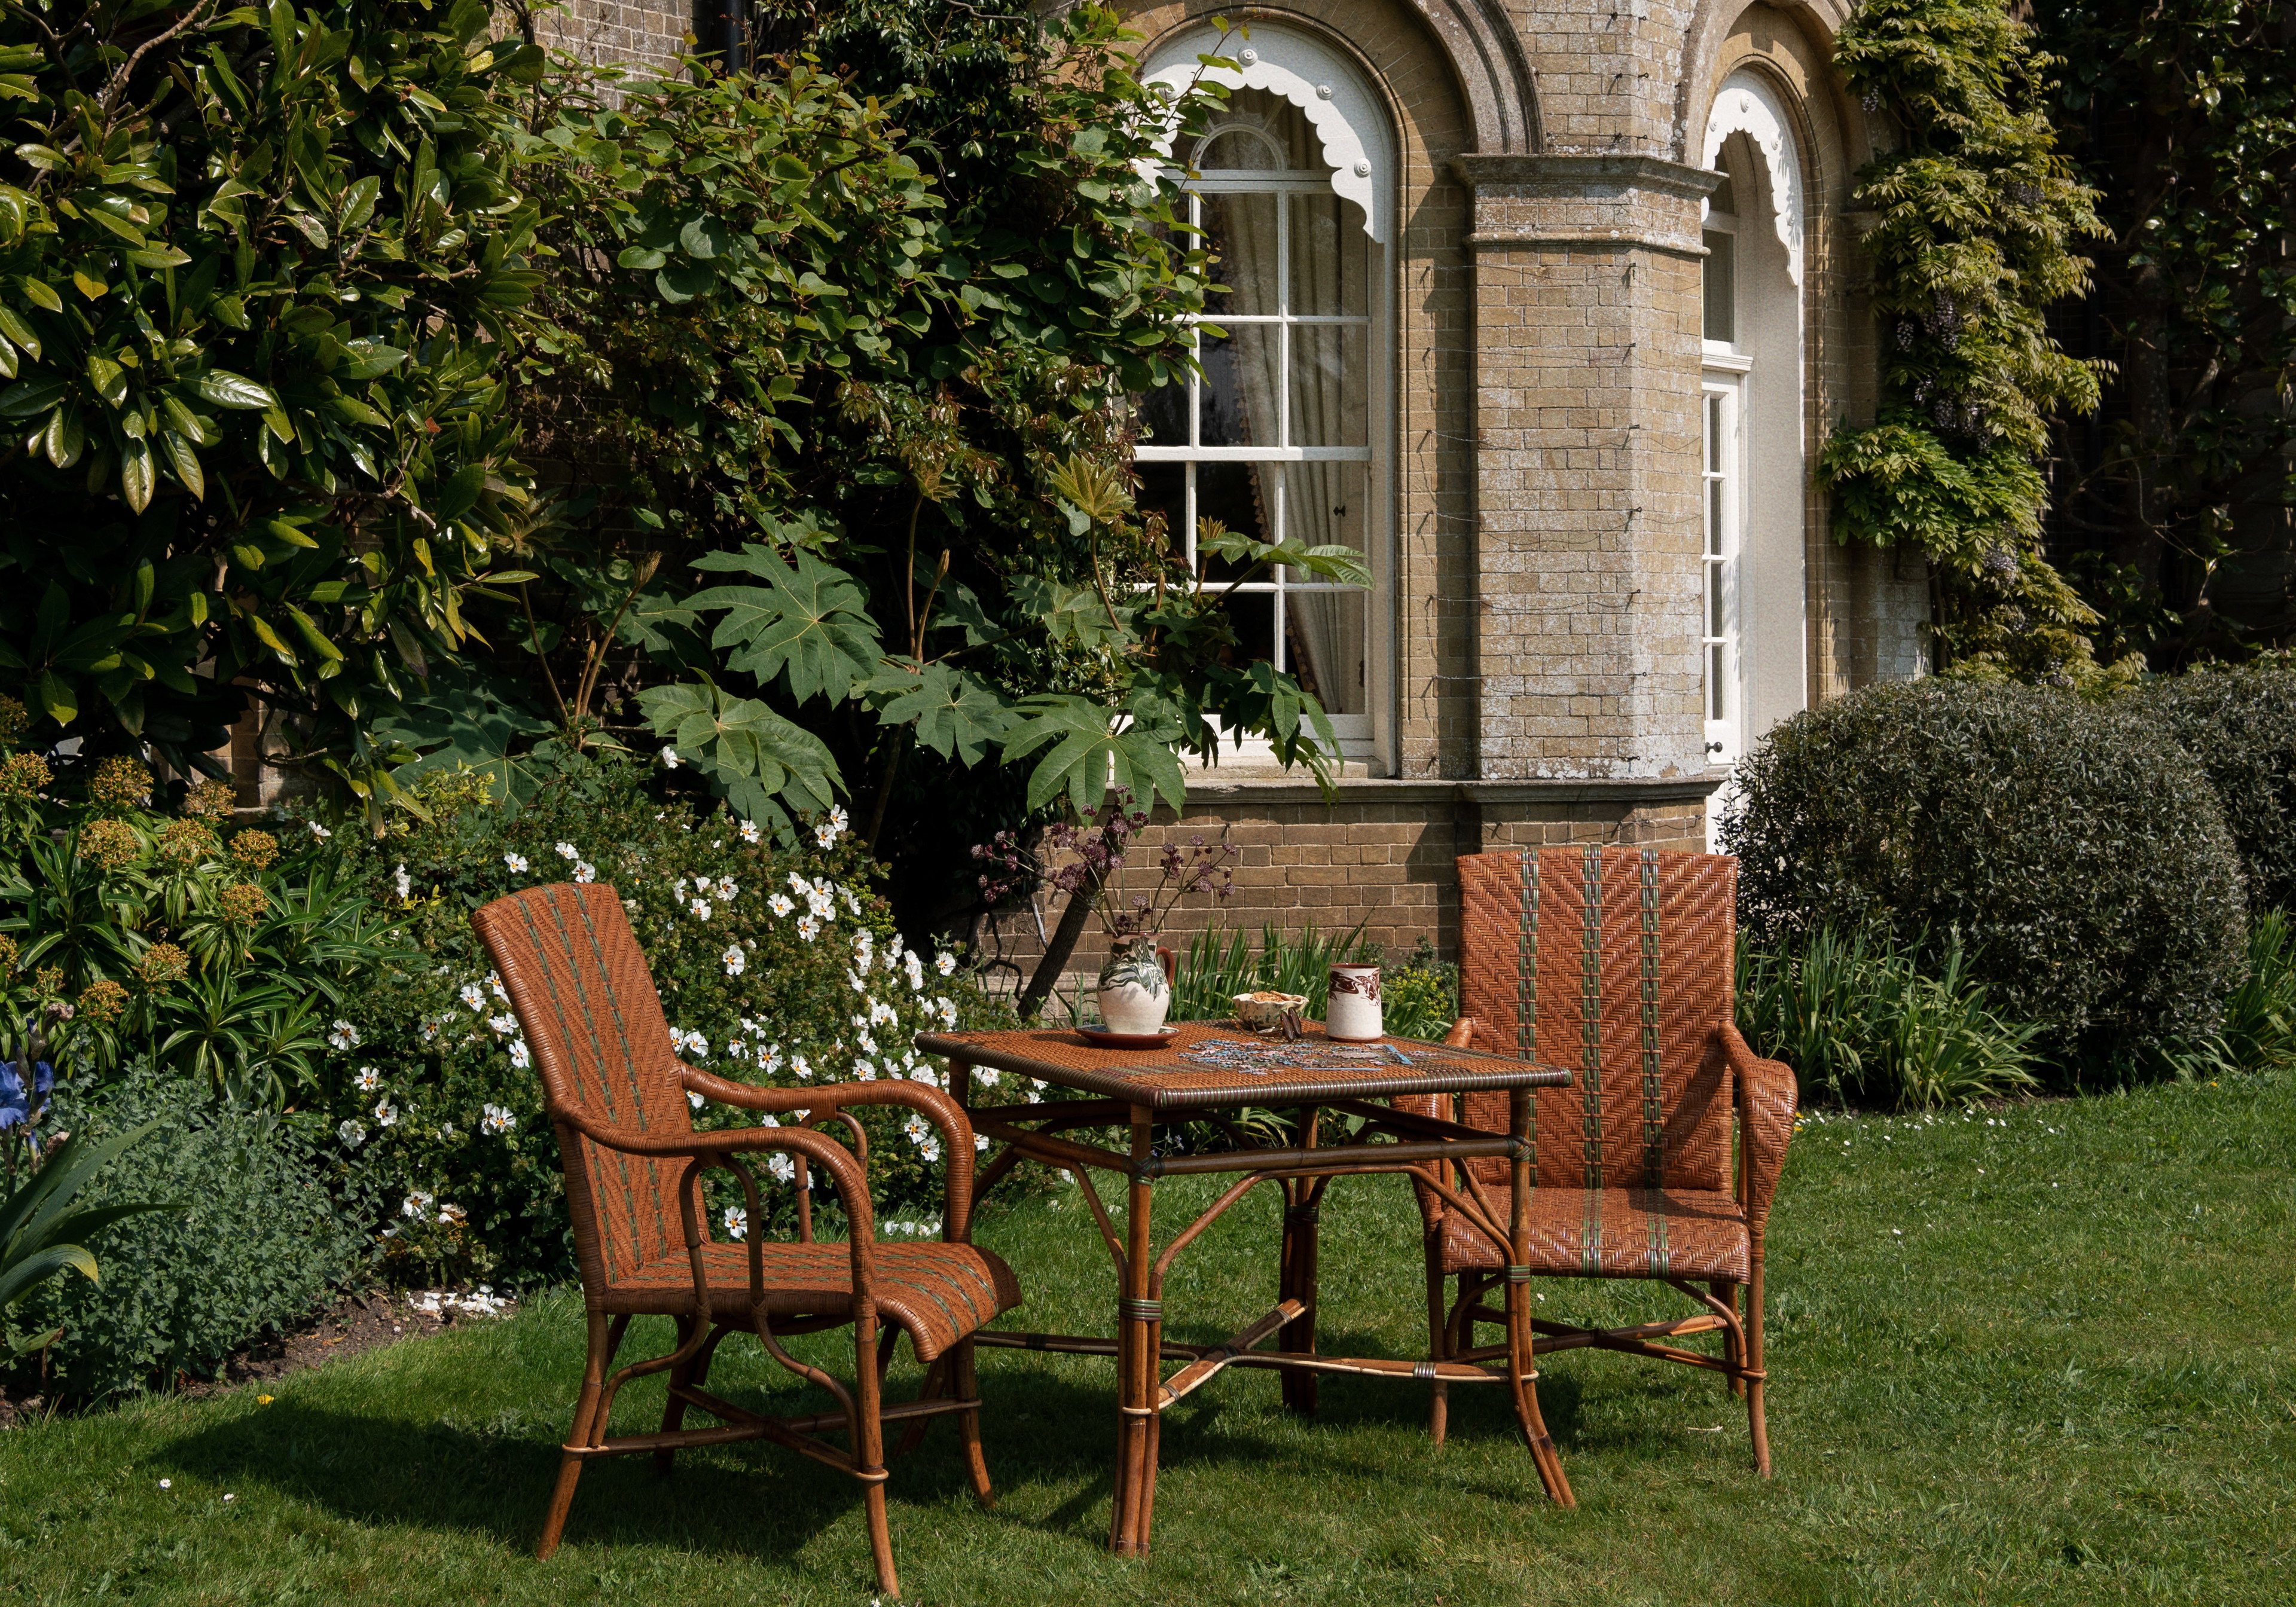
[1712,1280,1746,1399]
[654,1314,702,1477]
[892,1352,949,1460]
[1745,1261,1772,1477]
[951,1337,996,1508]
[538,1311,613,1559]
[1425,1257,1451,1446]
[854,1318,899,1597]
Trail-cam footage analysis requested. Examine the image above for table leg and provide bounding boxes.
[1278,1167,1321,1415]
[1111,1105,1160,1555]
[1504,1087,1575,1507]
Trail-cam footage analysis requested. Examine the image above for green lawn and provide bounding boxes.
[5,1069,2292,1605]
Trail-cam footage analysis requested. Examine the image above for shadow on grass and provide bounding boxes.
[147,1338,1589,1558]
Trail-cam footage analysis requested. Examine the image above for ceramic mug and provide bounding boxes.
[1326,963,1383,1041]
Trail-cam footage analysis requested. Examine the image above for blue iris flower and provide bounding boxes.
[0,1061,51,1132]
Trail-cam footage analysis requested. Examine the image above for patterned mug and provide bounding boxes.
[1326,963,1383,1041]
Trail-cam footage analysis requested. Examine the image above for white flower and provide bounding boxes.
[671,1027,708,1060]
[354,1067,381,1093]
[459,982,485,1013]
[845,968,867,994]
[910,1065,940,1091]
[739,820,762,844]
[503,853,529,874]
[722,1205,747,1241]
[338,1120,366,1148]
[508,1040,532,1070]
[762,1048,783,1076]
[402,1191,433,1222]
[328,1019,360,1050]
[792,1054,813,1080]
[767,1153,796,1184]
[814,821,838,849]
[716,876,737,900]
[806,888,835,918]
[842,888,860,916]
[555,841,578,860]
[858,1029,878,1055]
[573,861,596,884]
[936,952,957,977]
[855,1058,877,1081]
[976,1067,1001,1087]
[903,1114,932,1145]
[831,805,849,834]
[393,864,412,901]
[796,915,820,942]
[481,1104,517,1136]
[722,943,746,977]
[661,746,682,769]
[768,893,795,918]
[438,1203,468,1226]
[488,974,507,1001]
[868,998,897,1028]
[487,1013,518,1037]
[787,870,810,896]
[371,1101,398,1128]
[688,1089,706,1110]
[691,899,713,922]
[306,821,331,840]
[420,1019,439,1043]
[937,998,958,1028]
[975,1132,990,1152]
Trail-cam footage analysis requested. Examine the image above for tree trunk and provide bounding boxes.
[1015,873,1100,1021]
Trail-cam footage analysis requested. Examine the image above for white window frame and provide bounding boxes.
[1138,26,1394,772]
[1699,360,1749,765]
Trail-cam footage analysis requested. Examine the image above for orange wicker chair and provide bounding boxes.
[472,883,1021,1596]
[1403,847,1795,1486]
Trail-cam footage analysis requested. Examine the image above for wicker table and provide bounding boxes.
[914,1020,1576,1555]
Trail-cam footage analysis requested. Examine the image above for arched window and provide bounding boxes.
[1136,27,1393,768]
[1700,71,1806,786]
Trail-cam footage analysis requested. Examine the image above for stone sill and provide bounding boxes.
[1171,773,1729,808]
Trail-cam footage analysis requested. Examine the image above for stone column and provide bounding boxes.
[1454,154,1718,784]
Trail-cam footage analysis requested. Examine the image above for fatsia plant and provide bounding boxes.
[0,0,552,797]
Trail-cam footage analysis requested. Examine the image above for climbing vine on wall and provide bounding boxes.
[1820,0,2129,686]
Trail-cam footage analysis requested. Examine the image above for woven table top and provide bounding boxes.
[914,1021,1573,1112]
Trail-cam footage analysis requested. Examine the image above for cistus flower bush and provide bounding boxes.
[323,750,1011,1289]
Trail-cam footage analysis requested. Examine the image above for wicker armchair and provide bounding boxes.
[472,883,1021,1596]
[1403,847,1794,1482]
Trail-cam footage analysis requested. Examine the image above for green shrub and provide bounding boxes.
[1381,939,1459,1042]
[1723,680,2247,1068]
[2139,662,2296,912]
[18,1070,373,1402]
[1738,926,2043,1110]
[323,750,1010,1287]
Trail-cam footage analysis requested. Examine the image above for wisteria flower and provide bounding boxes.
[768,893,795,918]
[796,915,820,942]
[661,746,682,769]
[354,1067,382,1093]
[723,1205,747,1241]
[691,899,713,922]
[459,982,485,1013]
[394,864,412,901]
[328,1019,360,1050]
[482,1103,517,1135]
[555,841,578,860]
[722,943,746,977]
[338,1119,366,1148]
[573,861,596,884]
[739,820,762,845]
[503,852,530,874]
[402,1191,434,1222]
[508,1040,532,1070]
[767,1153,796,1184]
[936,952,957,977]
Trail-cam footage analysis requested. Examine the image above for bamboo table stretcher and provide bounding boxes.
[914,1021,1577,1555]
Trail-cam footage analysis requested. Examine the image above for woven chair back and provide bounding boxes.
[472,882,695,1291]
[1455,847,1736,1193]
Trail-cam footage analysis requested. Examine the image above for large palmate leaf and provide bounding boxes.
[1000,693,1186,818]
[371,669,558,807]
[867,661,1014,766]
[684,544,883,705]
[1009,575,1134,650]
[637,678,842,831]
[1196,526,1373,591]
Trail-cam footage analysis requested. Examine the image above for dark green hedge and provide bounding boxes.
[1722,680,2247,1067]
[2139,661,2296,912]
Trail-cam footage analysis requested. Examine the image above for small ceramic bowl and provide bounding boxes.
[1232,991,1309,1031]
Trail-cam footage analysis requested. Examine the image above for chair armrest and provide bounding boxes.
[1442,1016,1477,1050]
[1718,1022,1796,1233]
[682,1068,981,1241]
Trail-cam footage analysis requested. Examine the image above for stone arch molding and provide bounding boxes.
[1141,23,1396,243]
[1703,69,1804,286]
